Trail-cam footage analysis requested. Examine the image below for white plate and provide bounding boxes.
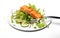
[8,10,52,32]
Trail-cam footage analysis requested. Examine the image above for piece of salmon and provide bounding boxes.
[20,5,43,19]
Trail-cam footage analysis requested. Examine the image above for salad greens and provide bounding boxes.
[11,3,47,28]
[36,18,46,28]
[28,3,40,13]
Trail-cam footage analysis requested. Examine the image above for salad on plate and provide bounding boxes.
[10,3,50,32]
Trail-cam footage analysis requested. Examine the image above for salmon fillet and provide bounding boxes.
[20,5,42,19]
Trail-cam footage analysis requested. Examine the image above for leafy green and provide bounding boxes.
[29,3,37,11]
[36,17,47,28]
[11,13,14,23]
[11,10,34,24]
[34,27,37,29]
[28,3,40,13]
[36,22,46,28]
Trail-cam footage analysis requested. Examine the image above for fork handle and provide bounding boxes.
[46,16,60,19]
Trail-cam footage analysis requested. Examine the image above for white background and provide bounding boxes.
[0,0,60,38]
